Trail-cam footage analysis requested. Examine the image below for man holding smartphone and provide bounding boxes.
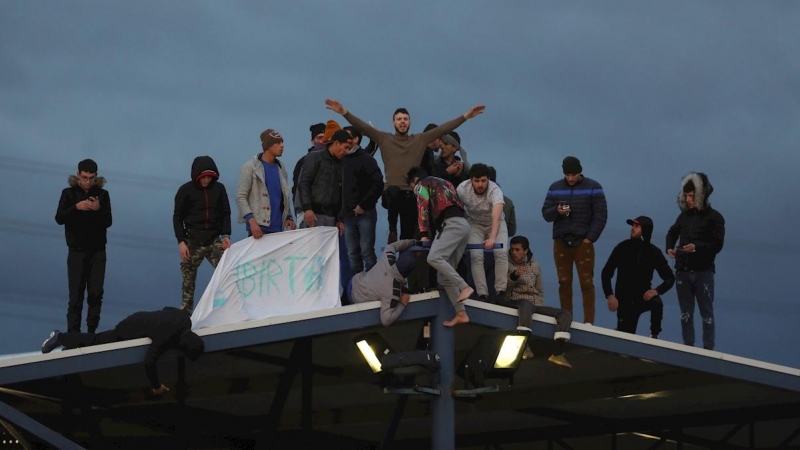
[55,159,112,333]
[541,156,607,324]
[666,172,725,350]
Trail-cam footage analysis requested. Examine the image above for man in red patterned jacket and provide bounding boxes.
[406,167,474,327]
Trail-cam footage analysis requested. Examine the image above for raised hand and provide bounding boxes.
[325,99,347,115]
[463,105,486,120]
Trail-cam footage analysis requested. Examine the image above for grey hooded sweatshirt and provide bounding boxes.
[350,239,416,326]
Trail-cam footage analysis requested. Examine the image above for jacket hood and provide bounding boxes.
[678,172,713,212]
[191,156,220,185]
[628,216,654,243]
[68,175,106,188]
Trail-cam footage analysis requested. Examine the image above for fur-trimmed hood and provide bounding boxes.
[68,174,107,188]
[678,172,713,212]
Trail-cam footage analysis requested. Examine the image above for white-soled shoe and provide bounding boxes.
[41,330,62,354]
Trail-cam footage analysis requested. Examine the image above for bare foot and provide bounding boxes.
[443,311,470,327]
[457,286,474,303]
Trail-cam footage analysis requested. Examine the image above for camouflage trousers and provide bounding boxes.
[180,239,224,313]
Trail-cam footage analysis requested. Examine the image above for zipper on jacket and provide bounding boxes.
[204,188,210,229]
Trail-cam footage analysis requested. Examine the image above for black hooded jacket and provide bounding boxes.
[665,172,725,272]
[113,307,201,389]
[602,216,675,300]
[173,156,232,246]
[55,175,112,251]
[342,147,384,216]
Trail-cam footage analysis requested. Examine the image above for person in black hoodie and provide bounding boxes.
[665,172,725,350]
[602,216,675,338]
[55,159,113,334]
[342,126,384,274]
[41,307,205,396]
[173,156,232,313]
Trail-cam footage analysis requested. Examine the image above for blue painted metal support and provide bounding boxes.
[778,421,800,448]
[381,394,408,449]
[301,338,313,449]
[430,294,456,450]
[0,418,32,449]
[0,399,85,450]
[259,338,310,449]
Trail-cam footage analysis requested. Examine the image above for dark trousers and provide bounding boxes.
[59,328,123,349]
[67,249,106,333]
[499,299,572,333]
[383,187,418,239]
[616,295,664,337]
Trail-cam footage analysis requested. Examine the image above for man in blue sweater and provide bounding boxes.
[542,156,607,324]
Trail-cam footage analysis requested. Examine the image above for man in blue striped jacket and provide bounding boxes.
[541,156,607,324]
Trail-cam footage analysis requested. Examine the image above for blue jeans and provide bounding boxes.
[343,209,378,275]
[676,270,715,350]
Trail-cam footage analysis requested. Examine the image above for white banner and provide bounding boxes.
[191,227,341,329]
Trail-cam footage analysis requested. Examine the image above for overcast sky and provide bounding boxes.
[1,1,798,367]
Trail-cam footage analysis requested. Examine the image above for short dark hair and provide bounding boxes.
[405,166,428,184]
[510,235,530,251]
[78,159,98,174]
[487,166,498,183]
[393,108,410,119]
[468,163,491,180]
[344,126,362,141]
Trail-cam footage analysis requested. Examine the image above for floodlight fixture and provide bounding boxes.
[457,327,531,391]
[354,333,393,373]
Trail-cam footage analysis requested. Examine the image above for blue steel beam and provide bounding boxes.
[465,304,800,392]
[0,399,85,450]
[431,296,456,450]
[0,300,440,386]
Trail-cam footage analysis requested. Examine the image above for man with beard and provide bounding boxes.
[457,163,509,303]
[602,216,675,338]
[325,98,485,244]
[541,156,607,324]
[432,132,470,187]
[666,173,725,350]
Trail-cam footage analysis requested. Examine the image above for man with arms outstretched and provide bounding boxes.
[325,98,485,242]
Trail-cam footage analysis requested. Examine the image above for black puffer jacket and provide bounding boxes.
[55,176,112,251]
[114,307,200,389]
[542,175,608,242]
[173,156,232,246]
[665,172,725,272]
[298,147,344,217]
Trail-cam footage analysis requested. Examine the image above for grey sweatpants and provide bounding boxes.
[427,216,470,312]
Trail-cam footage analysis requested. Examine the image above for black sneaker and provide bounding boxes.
[42,330,62,354]
[495,290,506,303]
[478,295,489,303]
